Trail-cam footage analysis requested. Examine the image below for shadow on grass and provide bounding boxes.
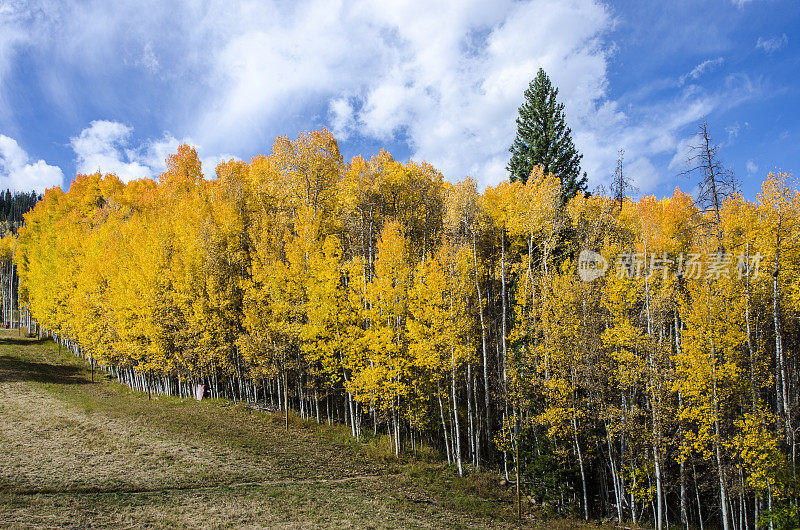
[0,355,90,385]
[0,336,38,347]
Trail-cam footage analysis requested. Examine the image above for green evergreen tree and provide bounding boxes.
[508,68,587,201]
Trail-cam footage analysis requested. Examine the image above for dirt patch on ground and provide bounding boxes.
[0,380,254,493]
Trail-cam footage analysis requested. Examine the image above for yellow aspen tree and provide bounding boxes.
[483,180,524,410]
[444,177,489,466]
[302,234,347,423]
[756,172,800,451]
[676,268,746,530]
[407,246,454,459]
[359,219,411,456]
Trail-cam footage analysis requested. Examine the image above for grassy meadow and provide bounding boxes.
[0,328,602,528]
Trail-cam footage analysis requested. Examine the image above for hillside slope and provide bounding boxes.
[0,330,595,529]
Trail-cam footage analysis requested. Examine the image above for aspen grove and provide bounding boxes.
[14,129,800,528]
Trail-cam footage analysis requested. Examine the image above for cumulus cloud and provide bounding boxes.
[0,1,765,193]
[757,34,788,54]
[0,134,63,193]
[188,0,747,191]
[328,97,356,141]
[746,159,758,175]
[186,0,617,188]
[70,121,152,182]
[69,120,234,181]
[349,0,613,189]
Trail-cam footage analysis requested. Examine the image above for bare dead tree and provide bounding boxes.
[680,119,738,238]
[610,149,637,212]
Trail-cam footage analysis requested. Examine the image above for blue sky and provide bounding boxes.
[0,0,797,199]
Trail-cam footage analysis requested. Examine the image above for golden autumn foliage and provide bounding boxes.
[14,131,800,528]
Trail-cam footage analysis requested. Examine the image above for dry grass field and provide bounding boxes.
[0,329,600,528]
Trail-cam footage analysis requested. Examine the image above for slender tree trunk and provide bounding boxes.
[466,362,474,465]
[472,362,481,470]
[712,348,731,530]
[472,232,491,450]
[284,365,289,432]
[643,247,663,530]
[745,242,756,411]
[573,414,589,521]
[606,424,623,522]
[501,232,508,406]
[314,388,320,423]
[451,364,463,476]
[654,444,663,530]
[515,406,521,521]
[676,308,689,529]
[438,379,451,463]
[631,465,637,526]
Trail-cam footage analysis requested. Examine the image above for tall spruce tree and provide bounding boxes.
[508,68,587,201]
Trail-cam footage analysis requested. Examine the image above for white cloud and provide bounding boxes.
[725,123,740,142]
[668,136,698,172]
[369,1,611,188]
[69,120,235,182]
[756,34,788,54]
[70,121,152,182]
[0,134,64,193]
[0,1,765,194]
[746,159,758,175]
[143,0,614,189]
[202,154,240,178]
[626,157,659,194]
[182,0,750,191]
[680,57,724,85]
[329,97,355,140]
[136,133,182,173]
[0,2,39,122]
[139,42,159,72]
